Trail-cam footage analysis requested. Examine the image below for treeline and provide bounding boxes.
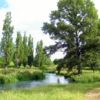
[0,12,52,68]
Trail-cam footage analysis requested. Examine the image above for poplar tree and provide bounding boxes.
[22,33,28,67]
[35,40,44,67]
[35,40,52,67]
[15,32,23,67]
[1,12,14,68]
[27,34,34,67]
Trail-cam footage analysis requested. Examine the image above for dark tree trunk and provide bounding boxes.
[76,32,82,74]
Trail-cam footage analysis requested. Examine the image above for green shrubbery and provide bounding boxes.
[0,68,45,84]
[17,70,44,81]
[0,74,18,84]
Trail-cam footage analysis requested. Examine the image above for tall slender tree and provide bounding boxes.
[27,34,34,67]
[35,40,44,67]
[35,40,52,67]
[1,12,14,68]
[22,33,28,67]
[15,32,23,67]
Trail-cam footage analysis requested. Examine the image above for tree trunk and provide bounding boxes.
[76,32,82,74]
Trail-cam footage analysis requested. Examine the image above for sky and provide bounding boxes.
[0,0,100,60]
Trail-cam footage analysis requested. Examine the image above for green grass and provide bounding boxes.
[72,70,100,83]
[0,82,100,100]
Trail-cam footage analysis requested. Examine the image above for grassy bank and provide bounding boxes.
[0,69,100,100]
[0,68,45,84]
[0,82,100,100]
[72,70,100,83]
[0,68,100,100]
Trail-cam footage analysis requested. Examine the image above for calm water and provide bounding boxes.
[0,73,69,90]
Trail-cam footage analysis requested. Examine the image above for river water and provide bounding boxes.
[0,73,69,90]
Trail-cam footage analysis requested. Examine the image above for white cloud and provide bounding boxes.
[94,0,100,17]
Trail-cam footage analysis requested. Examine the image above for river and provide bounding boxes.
[0,73,70,90]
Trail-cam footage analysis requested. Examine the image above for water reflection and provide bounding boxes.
[0,73,69,90]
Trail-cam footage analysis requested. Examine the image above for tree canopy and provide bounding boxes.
[42,0,99,73]
[1,12,14,68]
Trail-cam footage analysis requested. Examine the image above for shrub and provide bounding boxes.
[17,71,32,81]
[31,71,45,80]
[0,68,45,84]
[0,74,18,84]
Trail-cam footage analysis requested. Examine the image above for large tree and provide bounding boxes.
[42,0,99,74]
[1,12,14,68]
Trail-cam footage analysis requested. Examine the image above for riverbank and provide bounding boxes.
[0,68,45,84]
[0,68,100,100]
[0,82,100,100]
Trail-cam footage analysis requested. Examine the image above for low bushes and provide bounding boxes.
[0,74,18,84]
[0,68,45,84]
[17,70,44,81]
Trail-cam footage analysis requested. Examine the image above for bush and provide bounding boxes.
[8,61,15,67]
[0,74,18,84]
[0,68,45,84]
[17,70,45,81]
[31,71,45,80]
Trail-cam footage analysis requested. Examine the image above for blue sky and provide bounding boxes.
[0,0,8,8]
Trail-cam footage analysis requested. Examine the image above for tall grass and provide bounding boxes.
[72,70,100,83]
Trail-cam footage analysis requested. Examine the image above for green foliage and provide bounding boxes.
[42,0,99,74]
[17,70,44,81]
[8,61,15,67]
[0,73,18,84]
[15,33,34,67]
[35,40,52,67]
[1,12,14,67]
[0,68,45,84]
[0,57,3,67]
[27,34,34,67]
[15,32,23,67]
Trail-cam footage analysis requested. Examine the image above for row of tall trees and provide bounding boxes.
[42,0,100,74]
[0,12,52,68]
[14,32,34,67]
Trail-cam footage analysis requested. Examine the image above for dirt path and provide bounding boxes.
[85,88,100,100]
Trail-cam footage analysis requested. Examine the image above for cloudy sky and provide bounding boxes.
[0,0,100,60]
